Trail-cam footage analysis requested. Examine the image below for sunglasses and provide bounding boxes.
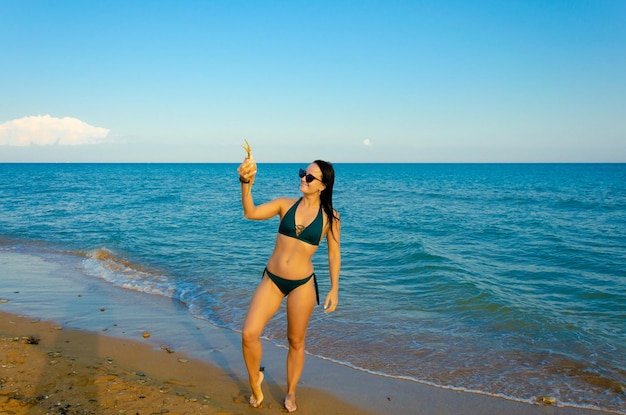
[299,168,322,183]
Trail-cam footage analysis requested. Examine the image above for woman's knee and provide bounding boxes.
[287,332,306,350]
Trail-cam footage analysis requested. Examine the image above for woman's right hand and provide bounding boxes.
[237,157,257,182]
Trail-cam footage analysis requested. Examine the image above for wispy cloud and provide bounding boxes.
[0,115,110,146]
[363,138,372,147]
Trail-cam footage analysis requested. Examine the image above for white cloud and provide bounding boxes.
[363,138,372,147]
[0,115,110,146]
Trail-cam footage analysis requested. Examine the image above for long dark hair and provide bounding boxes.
[314,160,339,240]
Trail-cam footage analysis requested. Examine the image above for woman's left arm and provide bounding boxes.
[324,211,341,313]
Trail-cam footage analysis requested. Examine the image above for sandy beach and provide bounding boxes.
[0,250,619,415]
[0,309,618,415]
[0,311,374,415]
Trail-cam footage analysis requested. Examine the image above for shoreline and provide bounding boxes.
[0,249,618,415]
[1,309,616,415]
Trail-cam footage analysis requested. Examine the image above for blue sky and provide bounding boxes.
[1,0,624,162]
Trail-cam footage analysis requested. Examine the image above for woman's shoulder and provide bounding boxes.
[272,197,299,211]
[276,196,299,204]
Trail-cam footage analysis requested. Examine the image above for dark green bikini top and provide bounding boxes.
[278,198,323,246]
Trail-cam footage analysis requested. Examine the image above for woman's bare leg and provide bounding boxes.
[242,274,284,407]
[284,278,317,412]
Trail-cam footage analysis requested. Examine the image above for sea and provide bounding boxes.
[1,163,625,414]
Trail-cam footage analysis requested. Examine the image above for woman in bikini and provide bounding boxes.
[237,158,341,412]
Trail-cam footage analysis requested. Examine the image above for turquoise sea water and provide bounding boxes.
[1,163,625,413]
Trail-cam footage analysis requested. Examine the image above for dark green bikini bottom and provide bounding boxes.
[263,267,319,305]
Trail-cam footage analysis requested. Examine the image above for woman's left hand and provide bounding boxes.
[324,289,338,313]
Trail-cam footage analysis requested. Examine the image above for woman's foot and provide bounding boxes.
[249,371,264,408]
[284,393,297,412]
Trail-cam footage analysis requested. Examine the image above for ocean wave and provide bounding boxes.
[82,247,178,298]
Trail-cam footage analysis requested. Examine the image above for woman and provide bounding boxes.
[237,158,341,412]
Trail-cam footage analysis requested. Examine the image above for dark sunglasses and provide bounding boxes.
[299,168,322,183]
